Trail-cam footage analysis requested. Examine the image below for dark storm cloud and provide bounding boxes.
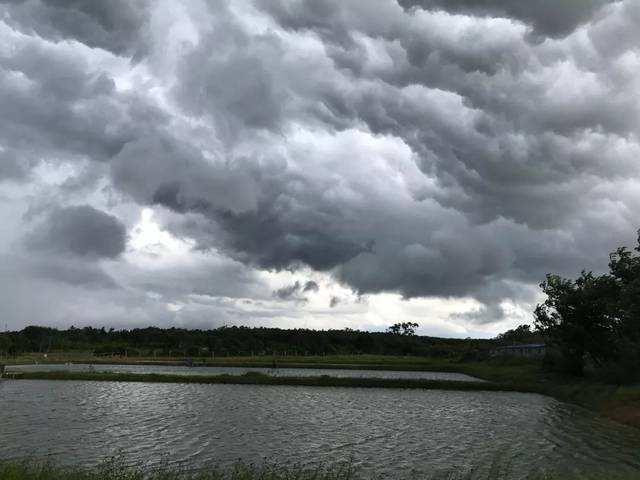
[26,257,119,289]
[214,208,371,271]
[110,136,260,215]
[303,281,319,293]
[0,148,30,180]
[258,1,640,237]
[0,35,155,167]
[2,0,639,327]
[397,0,617,38]
[262,0,617,45]
[176,49,287,132]
[109,133,370,271]
[0,0,150,56]
[119,254,267,301]
[158,0,639,320]
[25,205,126,259]
[273,280,320,301]
[274,281,304,301]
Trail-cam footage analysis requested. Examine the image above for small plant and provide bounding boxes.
[1,458,638,480]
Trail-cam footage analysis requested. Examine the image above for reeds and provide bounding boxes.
[0,458,355,480]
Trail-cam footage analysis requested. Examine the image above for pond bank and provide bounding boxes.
[1,458,637,480]
[6,370,516,392]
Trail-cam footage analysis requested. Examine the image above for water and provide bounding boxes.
[1,380,639,478]
[5,363,485,382]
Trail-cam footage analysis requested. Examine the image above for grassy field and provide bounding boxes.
[5,352,496,370]
[0,458,636,480]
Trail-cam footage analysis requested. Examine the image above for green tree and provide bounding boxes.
[387,322,419,336]
[496,324,542,345]
[534,271,618,376]
[606,233,640,378]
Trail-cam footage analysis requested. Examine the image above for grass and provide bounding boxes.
[0,458,636,480]
[4,353,501,371]
[0,459,355,480]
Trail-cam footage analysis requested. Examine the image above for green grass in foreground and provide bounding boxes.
[0,460,352,480]
[0,459,636,480]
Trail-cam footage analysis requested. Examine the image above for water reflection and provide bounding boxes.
[6,363,485,382]
[1,380,639,478]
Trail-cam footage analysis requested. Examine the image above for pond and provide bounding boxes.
[5,363,485,382]
[1,380,639,478]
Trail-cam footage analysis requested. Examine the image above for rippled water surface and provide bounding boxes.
[6,363,485,381]
[1,380,639,478]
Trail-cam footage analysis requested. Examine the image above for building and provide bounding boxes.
[494,343,546,358]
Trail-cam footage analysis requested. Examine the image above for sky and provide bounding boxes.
[0,0,639,338]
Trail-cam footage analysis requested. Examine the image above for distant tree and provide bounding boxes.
[387,322,419,336]
[0,334,11,357]
[6,322,495,359]
[387,324,401,335]
[402,322,419,336]
[496,324,542,345]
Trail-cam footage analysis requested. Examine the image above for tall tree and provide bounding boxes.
[534,272,618,375]
[607,231,640,376]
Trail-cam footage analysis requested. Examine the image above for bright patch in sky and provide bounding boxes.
[127,208,195,262]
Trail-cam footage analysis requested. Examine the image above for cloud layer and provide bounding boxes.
[1,0,639,335]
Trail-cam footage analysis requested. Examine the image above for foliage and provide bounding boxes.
[0,458,355,480]
[0,324,491,359]
[534,231,640,380]
[386,322,419,336]
[0,458,636,480]
[495,325,543,345]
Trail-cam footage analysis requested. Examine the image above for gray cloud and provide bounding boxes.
[0,148,30,180]
[397,0,617,38]
[273,280,319,302]
[118,254,267,301]
[25,205,126,259]
[2,0,639,330]
[303,281,319,293]
[110,136,260,215]
[274,281,304,301]
[0,0,150,57]
[165,0,640,316]
[0,38,147,167]
[26,257,119,289]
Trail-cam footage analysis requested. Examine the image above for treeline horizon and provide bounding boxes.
[0,323,538,359]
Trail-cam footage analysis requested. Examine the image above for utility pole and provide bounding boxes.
[2,322,6,360]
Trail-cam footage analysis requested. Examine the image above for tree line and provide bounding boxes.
[0,324,494,359]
